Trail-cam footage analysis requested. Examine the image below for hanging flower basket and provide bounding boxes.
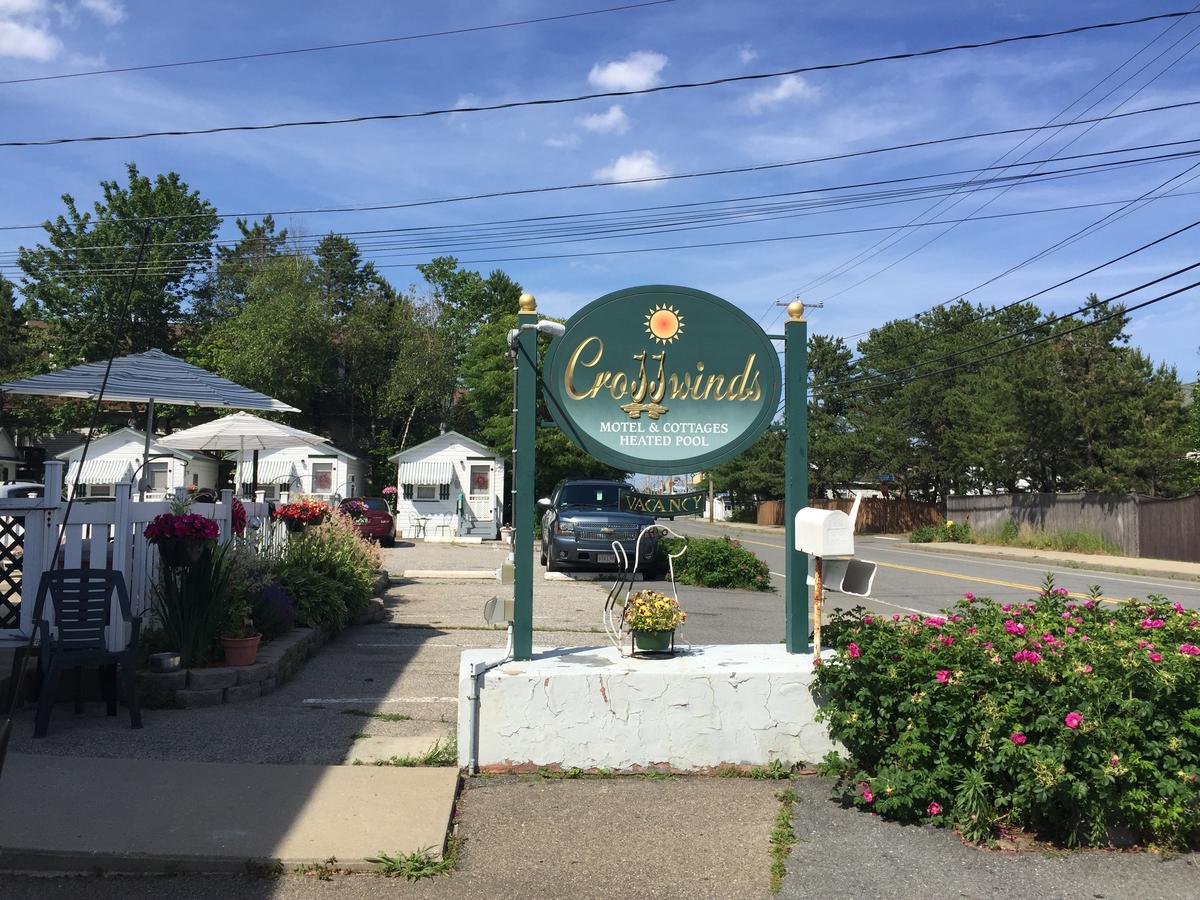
[273,499,330,533]
[632,629,674,652]
[157,538,205,568]
[144,512,219,568]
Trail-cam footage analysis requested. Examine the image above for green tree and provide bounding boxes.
[190,215,289,325]
[457,311,624,502]
[17,163,219,362]
[708,429,785,501]
[808,334,859,497]
[188,255,335,429]
[314,232,383,318]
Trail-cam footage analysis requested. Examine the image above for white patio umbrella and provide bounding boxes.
[158,412,330,496]
[1,349,299,497]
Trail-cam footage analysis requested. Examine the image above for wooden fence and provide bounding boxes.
[0,461,284,650]
[946,492,1200,562]
[756,497,943,533]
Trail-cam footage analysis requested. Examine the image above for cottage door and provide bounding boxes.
[466,462,494,522]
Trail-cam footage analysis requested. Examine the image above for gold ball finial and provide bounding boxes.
[787,300,805,322]
[518,292,537,312]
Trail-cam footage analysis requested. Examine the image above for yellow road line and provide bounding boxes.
[874,560,1123,604]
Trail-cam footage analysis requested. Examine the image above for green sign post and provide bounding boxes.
[511,286,808,661]
[783,301,809,653]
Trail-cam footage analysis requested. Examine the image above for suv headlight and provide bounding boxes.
[556,520,575,535]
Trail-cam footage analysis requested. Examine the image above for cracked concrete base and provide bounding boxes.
[459,644,841,771]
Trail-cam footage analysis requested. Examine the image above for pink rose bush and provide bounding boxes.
[813,576,1200,848]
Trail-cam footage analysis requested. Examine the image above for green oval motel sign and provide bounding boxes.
[543,285,782,475]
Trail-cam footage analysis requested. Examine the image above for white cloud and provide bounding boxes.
[746,74,818,112]
[0,17,59,59]
[593,150,667,188]
[587,50,667,91]
[544,134,580,149]
[579,104,629,135]
[80,0,124,25]
[737,44,758,64]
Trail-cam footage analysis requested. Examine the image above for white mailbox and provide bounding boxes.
[794,508,855,558]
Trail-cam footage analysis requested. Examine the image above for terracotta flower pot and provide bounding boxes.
[157,538,204,568]
[221,633,262,666]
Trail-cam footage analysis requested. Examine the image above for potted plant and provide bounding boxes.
[623,589,686,653]
[381,485,397,514]
[273,498,329,533]
[144,498,220,568]
[220,594,261,666]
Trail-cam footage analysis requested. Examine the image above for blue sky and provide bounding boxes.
[1,0,1198,377]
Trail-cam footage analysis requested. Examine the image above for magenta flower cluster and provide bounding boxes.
[143,512,219,543]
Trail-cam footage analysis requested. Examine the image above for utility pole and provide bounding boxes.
[707,474,714,523]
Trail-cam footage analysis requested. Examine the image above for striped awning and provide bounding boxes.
[65,458,135,484]
[1,349,298,411]
[236,460,299,485]
[397,461,454,485]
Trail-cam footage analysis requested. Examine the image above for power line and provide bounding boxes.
[787,9,1200,306]
[836,274,1199,398]
[4,10,1198,148]
[1,97,1196,234]
[824,230,1200,392]
[4,138,1193,262]
[837,158,1200,345]
[7,190,1198,280]
[0,1,678,87]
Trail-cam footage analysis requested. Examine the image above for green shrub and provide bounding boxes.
[660,536,772,591]
[975,521,1122,555]
[813,578,1200,849]
[273,513,381,633]
[909,520,971,544]
[730,504,758,524]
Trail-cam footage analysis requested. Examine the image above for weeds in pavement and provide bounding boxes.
[341,708,412,722]
[244,858,283,879]
[370,842,455,880]
[294,856,349,880]
[717,761,797,779]
[382,735,458,767]
[769,789,799,894]
[349,731,370,740]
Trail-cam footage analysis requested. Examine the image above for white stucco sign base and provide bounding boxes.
[458,644,843,772]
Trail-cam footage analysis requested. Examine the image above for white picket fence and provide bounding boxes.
[0,460,286,651]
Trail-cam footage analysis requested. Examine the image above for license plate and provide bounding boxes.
[597,553,616,564]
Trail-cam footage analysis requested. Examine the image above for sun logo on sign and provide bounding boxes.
[645,304,684,344]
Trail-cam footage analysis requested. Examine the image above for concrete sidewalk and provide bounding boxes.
[0,753,458,873]
[901,539,1200,582]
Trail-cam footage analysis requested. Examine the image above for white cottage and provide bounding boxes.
[389,431,504,541]
[0,427,21,483]
[57,428,218,499]
[233,443,368,501]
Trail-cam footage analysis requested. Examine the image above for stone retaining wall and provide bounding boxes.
[137,626,329,708]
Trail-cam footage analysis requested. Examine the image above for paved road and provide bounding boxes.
[674,520,1200,616]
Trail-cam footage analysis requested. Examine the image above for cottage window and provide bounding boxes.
[148,462,170,492]
[312,462,334,493]
[88,483,113,498]
[415,484,437,501]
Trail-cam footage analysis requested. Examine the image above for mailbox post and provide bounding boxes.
[794,506,856,655]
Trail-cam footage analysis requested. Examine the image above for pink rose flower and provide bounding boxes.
[935,669,950,684]
[847,642,860,659]
[1064,711,1083,729]
[862,789,874,803]
[1148,652,1163,662]
[963,592,976,601]
[927,801,942,816]
[1178,644,1200,656]
[1010,732,1027,745]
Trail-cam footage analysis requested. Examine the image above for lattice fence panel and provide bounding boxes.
[0,515,25,629]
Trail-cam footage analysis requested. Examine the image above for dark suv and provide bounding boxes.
[540,480,659,574]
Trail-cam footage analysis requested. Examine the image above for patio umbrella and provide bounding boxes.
[158,412,329,496]
[1,349,299,497]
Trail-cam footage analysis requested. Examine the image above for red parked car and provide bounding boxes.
[339,498,396,547]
